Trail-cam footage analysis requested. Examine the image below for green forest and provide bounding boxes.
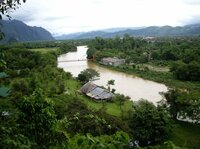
[1,38,200,148]
[1,0,200,149]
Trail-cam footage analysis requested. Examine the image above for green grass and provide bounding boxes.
[62,77,133,117]
[79,94,133,117]
[29,48,59,53]
[170,120,200,149]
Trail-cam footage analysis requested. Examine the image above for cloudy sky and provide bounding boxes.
[9,0,200,35]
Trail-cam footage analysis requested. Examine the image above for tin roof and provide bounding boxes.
[87,87,104,98]
[80,82,97,93]
[101,57,125,63]
[95,90,113,100]
[80,82,113,100]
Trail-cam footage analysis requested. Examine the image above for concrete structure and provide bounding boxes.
[80,82,113,101]
[100,57,125,66]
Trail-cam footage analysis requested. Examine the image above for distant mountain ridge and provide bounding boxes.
[0,20,54,43]
[55,24,200,40]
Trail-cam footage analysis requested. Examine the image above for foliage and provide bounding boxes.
[129,99,171,146]
[107,79,115,91]
[87,48,97,59]
[77,68,100,83]
[113,93,130,118]
[169,120,200,149]
[17,89,68,147]
[139,141,187,149]
[164,89,200,123]
[170,61,200,81]
[68,131,129,149]
[1,39,200,148]
[87,36,200,82]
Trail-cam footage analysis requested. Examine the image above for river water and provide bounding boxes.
[58,46,168,104]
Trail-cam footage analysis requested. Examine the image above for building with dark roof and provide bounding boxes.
[100,57,125,66]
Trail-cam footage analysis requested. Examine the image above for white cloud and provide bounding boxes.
[9,0,200,34]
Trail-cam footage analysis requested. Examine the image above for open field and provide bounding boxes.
[29,47,59,53]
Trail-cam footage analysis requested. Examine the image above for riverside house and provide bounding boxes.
[80,82,113,101]
[100,57,125,66]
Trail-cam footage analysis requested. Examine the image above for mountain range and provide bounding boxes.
[55,24,200,40]
[0,20,54,43]
[1,19,200,42]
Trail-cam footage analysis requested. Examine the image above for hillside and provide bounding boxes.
[55,24,200,40]
[0,20,54,43]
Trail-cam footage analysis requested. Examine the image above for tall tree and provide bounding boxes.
[17,89,68,147]
[107,79,115,91]
[129,99,171,146]
[77,68,100,83]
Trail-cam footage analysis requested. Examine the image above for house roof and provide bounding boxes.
[80,82,113,100]
[101,57,125,63]
[0,72,9,79]
[95,90,113,99]
[80,82,97,94]
[87,87,104,98]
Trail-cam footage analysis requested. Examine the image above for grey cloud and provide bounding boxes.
[182,0,200,5]
[12,13,35,22]
[42,16,72,22]
[181,15,200,25]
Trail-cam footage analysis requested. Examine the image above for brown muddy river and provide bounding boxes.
[58,46,168,104]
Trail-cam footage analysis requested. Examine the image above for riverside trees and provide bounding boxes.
[129,100,171,146]
[77,68,100,83]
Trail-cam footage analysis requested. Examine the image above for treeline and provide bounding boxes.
[87,35,200,81]
[0,40,77,55]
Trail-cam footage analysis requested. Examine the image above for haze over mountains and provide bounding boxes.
[0,20,54,43]
[1,19,200,43]
[55,24,200,40]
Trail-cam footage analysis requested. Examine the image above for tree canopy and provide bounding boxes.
[129,99,171,146]
[77,68,100,83]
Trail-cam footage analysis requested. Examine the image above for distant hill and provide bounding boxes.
[0,20,54,43]
[55,24,200,40]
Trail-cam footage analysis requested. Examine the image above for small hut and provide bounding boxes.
[80,82,113,101]
[100,57,125,66]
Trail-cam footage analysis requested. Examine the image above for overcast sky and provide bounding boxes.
[9,0,200,35]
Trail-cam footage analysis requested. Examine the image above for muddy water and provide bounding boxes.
[58,46,168,104]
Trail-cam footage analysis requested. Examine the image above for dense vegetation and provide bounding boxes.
[87,36,200,144]
[1,41,199,148]
[87,35,200,85]
[0,42,130,148]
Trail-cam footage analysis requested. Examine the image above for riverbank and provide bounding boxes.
[58,46,168,104]
[93,62,200,91]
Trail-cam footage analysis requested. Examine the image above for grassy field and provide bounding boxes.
[79,94,133,117]
[137,64,170,72]
[29,47,59,53]
[60,77,133,117]
[170,121,200,149]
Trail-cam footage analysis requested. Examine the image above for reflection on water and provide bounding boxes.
[58,46,168,104]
